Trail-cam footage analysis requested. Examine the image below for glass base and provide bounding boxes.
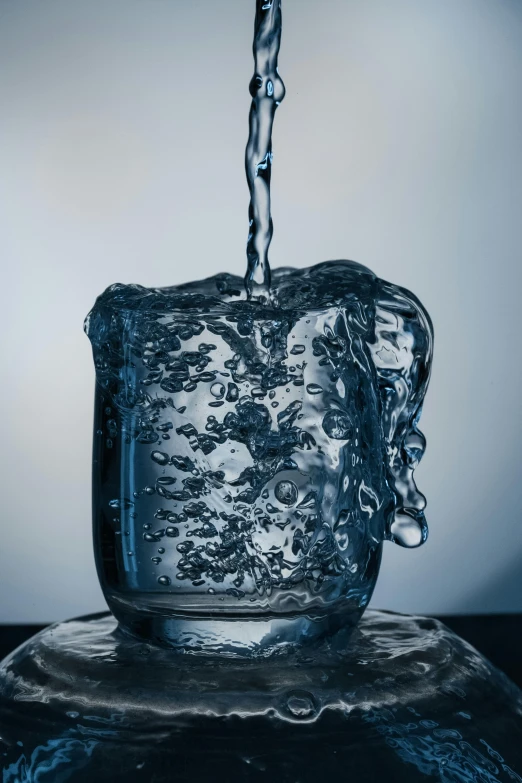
[1,610,521,782]
[107,591,362,654]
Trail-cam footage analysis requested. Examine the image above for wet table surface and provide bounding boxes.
[0,611,521,783]
[2,613,521,686]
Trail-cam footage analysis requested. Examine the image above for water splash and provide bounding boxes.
[244,0,285,301]
[85,260,433,651]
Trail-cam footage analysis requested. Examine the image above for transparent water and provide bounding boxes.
[244,0,285,300]
[85,261,433,650]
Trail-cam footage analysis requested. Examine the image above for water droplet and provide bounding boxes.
[151,557,162,564]
[322,410,353,440]
[274,480,298,506]
[158,575,171,586]
[306,383,323,395]
[151,451,169,466]
[290,344,305,355]
[210,382,225,399]
[389,511,427,548]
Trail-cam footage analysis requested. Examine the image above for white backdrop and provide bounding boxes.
[1,0,521,622]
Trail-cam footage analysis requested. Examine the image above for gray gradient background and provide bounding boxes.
[0,0,521,623]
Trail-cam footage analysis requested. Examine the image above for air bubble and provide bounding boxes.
[322,410,353,440]
[156,476,176,485]
[210,382,225,399]
[226,382,239,402]
[274,480,298,506]
[158,575,171,586]
[284,690,318,720]
[109,498,133,510]
[151,451,169,466]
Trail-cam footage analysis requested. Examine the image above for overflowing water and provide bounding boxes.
[83,0,434,650]
[85,261,432,647]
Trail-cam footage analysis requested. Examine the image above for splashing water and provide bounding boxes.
[85,262,432,649]
[83,0,434,651]
[244,0,285,301]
